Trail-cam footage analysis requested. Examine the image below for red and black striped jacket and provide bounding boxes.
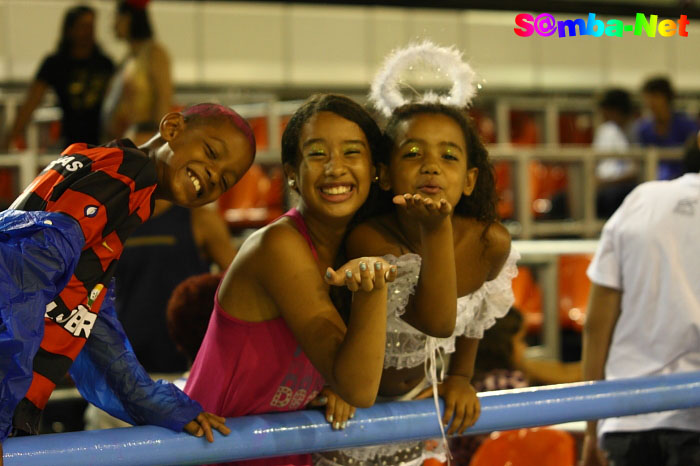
[9,139,157,433]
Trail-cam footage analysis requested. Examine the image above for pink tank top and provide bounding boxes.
[185,209,325,466]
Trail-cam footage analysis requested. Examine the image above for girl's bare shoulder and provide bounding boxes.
[347,214,404,258]
[226,219,311,276]
[454,218,512,276]
[219,218,318,320]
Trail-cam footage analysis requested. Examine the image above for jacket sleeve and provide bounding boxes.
[0,210,85,441]
[70,283,203,432]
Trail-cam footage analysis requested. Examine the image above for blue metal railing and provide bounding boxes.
[4,371,700,466]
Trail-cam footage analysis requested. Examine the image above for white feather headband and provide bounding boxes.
[369,41,477,118]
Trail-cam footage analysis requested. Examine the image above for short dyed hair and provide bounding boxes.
[380,102,497,224]
[166,273,223,364]
[281,94,383,170]
[181,103,256,155]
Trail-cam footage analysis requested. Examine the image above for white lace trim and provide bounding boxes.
[383,248,520,370]
[384,253,422,319]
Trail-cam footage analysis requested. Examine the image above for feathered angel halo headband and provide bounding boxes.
[369,41,478,118]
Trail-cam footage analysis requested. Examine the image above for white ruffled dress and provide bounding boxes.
[314,248,520,466]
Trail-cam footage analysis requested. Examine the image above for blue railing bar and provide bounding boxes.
[4,371,700,466]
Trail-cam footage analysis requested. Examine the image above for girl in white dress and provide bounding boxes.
[316,43,519,466]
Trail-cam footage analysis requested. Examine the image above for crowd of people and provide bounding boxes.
[593,77,699,217]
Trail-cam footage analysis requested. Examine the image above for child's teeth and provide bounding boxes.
[189,172,201,193]
[323,186,350,195]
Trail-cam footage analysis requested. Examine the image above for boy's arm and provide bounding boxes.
[69,285,202,432]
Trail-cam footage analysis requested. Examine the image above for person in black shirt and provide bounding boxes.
[1,5,114,149]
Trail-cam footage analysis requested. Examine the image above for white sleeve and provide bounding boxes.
[458,247,520,339]
[587,206,624,290]
[593,122,629,152]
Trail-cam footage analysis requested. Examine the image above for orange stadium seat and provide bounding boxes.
[469,428,576,466]
[494,161,515,220]
[512,266,543,334]
[558,112,593,145]
[558,254,593,332]
[529,161,569,218]
[247,116,269,152]
[217,164,284,229]
[510,111,540,146]
[423,459,445,466]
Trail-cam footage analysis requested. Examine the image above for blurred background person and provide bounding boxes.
[594,89,639,218]
[102,0,172,145]
[635,76,698,180]
[115,200,236,375]
[0,4,114,151]
[593,88,634,152]
[581,134,700,465]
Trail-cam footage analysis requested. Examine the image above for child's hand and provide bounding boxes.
[184,411,231,442]
[393,193,452,228]
[324,258,397,293]
[416,375,481,435]
[309,387,356,430]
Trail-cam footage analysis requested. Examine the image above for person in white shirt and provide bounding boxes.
[593,89,639,218]
[593,89,632,153]
[581,131,700,466]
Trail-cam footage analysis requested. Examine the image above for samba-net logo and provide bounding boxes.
[515,13,689,38]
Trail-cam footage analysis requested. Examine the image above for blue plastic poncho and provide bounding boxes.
[70,284,202,431]
[0,209,84,440]
[0,210,202,441]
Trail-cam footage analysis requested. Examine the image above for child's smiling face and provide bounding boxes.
[384,112,478,209]
[292,111,374,221]
[155,114,255,208]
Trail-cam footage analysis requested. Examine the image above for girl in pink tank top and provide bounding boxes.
[185,95,396,466]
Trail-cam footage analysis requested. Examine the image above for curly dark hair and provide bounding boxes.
[166,273,223,365]
[378,103,497,224]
